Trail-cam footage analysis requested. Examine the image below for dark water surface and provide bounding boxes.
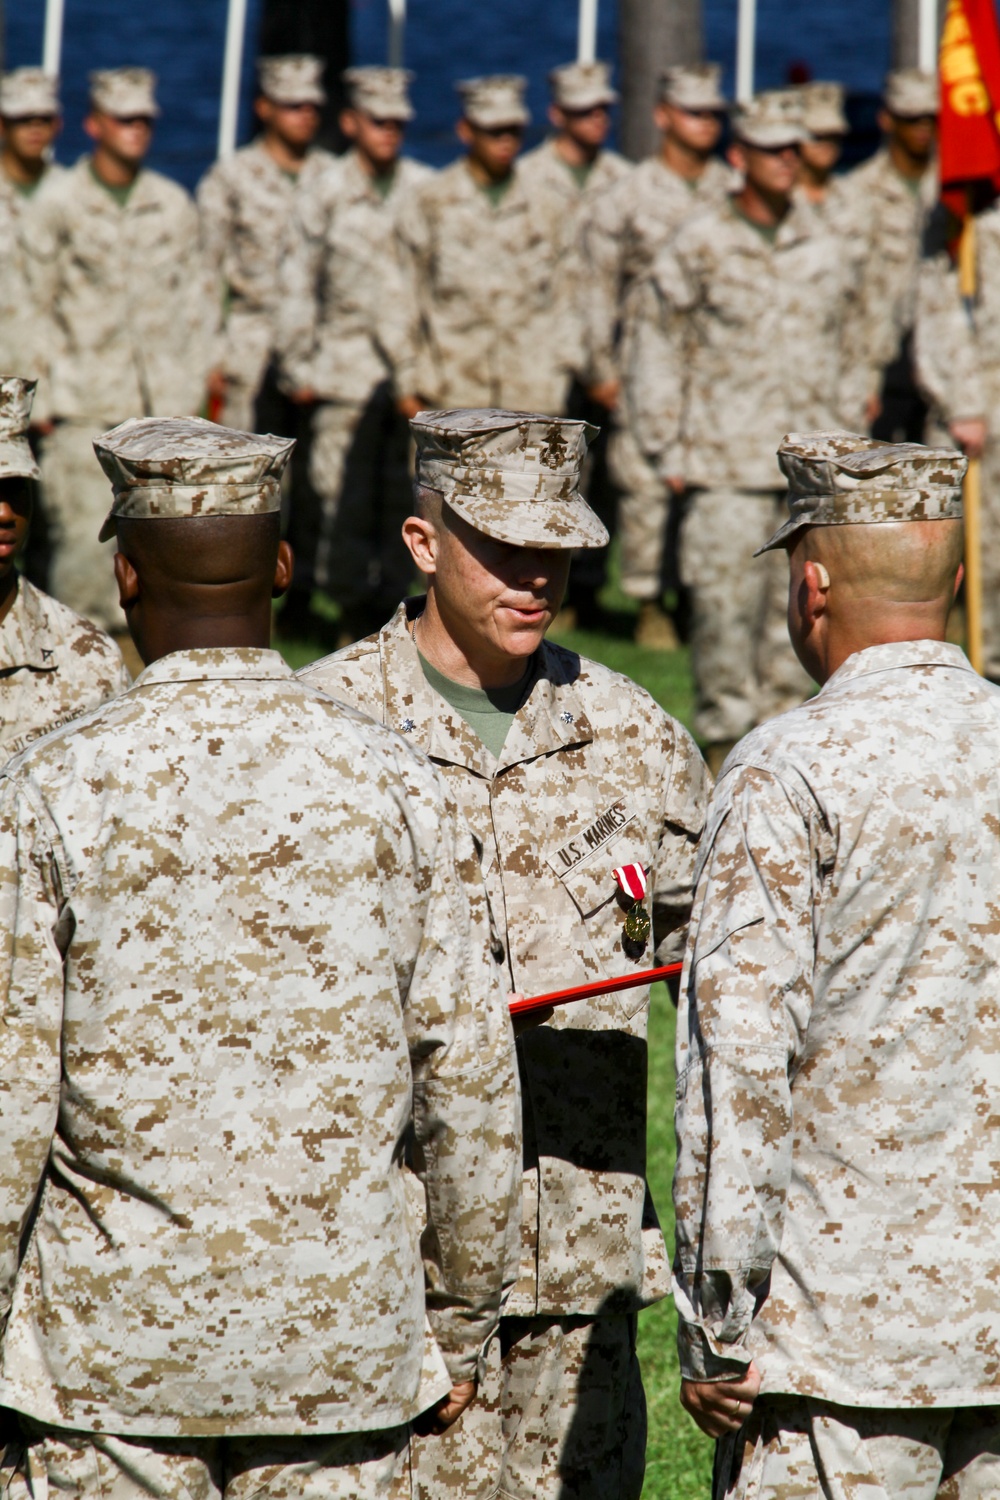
[7,1,891,189]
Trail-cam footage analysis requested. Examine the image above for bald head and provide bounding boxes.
[114,513,293,665]
[787,519,964,684]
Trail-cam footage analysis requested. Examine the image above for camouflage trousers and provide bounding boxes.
[1,1419,411,1500]
[411,1313,645,1500]
[715,1397,1000,1500]
[606,423,668,601]
[680,488,812,745]
[308,384,413,611]
[38,420,123,634]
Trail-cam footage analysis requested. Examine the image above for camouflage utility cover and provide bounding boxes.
[884,67,940,116]
[659,63,726,110]
[548,60,618,110]
[0,577,129,760]
[0,68,60,118]
[257,54,326,106]
[411,408,608,549]
[300,604,710,1317]
[89,67,159,117]
[94,416,293,538]
[343,66,415,120]
[0,647,521,1435]
[0,376,40,481]
[756,430,967,552]
[674,639,1000,1404]
[731,90,806,148]
[456,75,530,128]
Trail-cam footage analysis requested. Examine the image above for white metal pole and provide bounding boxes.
[388,0,406,69]
[918,0,939,72]
[42,0,66,77]
[577,0,598,64]
[217,0,249,160]
[736,0,757,103]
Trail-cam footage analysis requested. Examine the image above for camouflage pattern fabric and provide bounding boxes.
[678,487,812,744]
[412,1315,645,1500]
[0,172,64,380]
[716,1398,1000,1500]
[300,600,709,1319]
[914,204,1000,679]
[36,419,126,631]
[0,576,129,759]
[838,148,937,404]
[2,1420,412,1500]
[625,195,865,491]
[674,640,1000,1407]
[0,647,521,1436]
[517,139,631,381]
[394,160,577,413]
[22,158,213,426]
[197,139,338,430]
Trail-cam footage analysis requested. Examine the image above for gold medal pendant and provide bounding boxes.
[624,899,650,944]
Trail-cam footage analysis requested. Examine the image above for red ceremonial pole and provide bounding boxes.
[509,961,683,1016]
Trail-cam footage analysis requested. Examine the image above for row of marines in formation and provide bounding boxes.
[0,376,997,1500]
[1,50,992,770]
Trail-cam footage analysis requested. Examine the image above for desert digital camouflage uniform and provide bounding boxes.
[578,65,732,602]
[277,136,431,611]
[197,139,336,432]
[914,202,1000,678]
[0,70,65,377]
[0,376,128,760]
[0,415,521,1500]
[675,434,1000,1499]
[838,69,939,425]
[300,410,711,1500]
[625,97,864,748]
[395,79,576,414]
[22,70,213,633]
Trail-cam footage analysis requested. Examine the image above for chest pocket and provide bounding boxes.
[545,802,653,1019]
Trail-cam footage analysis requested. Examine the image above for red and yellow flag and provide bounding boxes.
[939,0,1000,214]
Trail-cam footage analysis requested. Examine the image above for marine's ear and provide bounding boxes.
[114,549,140,610]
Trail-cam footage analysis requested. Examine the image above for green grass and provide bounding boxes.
[274,579,713,1499]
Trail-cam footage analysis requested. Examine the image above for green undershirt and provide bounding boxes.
[418,651,531,760]
[568,161,593,189]
[89,160,135,207]
[733,204,779,244]
[480,176,514,208]
[372,168,396,200]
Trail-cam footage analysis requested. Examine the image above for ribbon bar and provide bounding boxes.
[509,962,683,1016]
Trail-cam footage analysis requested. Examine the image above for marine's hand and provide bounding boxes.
[206,367,228,402]
[950,417,987,458]
[508,992,554,1035]
[680,1361,761,1438]
[666,475,686,495]
[586,379,620,411]
[415,1380,477,1436]
[397,395,426,420]
[290,387,318,407]
[864,393,882,428]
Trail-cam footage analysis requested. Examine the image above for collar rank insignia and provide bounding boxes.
[400,718,416,734]
[613,862,651,944]
[41,648,54,661]
[560,711,574,724]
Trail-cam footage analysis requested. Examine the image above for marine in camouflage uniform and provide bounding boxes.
[674,432,1000,1498]
[299,409,711,1500]
[792,81,850,221]
[625,91,864,770]
[276,66,431,638]
[0,377,128,762]
[517,60,630,629]
[0,70,64,379]
[913,200,1000,676]
[838,68,939,441]
[22,68,213,635]
[197,54,337,434]
[580,64,732,644]
[0,415,521,1500]
[394,78,576,416]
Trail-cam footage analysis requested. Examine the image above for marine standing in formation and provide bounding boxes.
[277,65,430,641]
[0,69,63,376]
[674,432,1000,1496]
[301,409,710,1499]
[22,67,212,643]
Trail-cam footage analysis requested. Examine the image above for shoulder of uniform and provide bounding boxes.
[296,637,383,694]
[543,640,692,745]
[140,168,195,207]
[29,584,120,660]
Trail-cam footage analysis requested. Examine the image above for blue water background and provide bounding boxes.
[6,1,892,190]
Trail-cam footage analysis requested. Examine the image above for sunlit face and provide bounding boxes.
[734,139,801,196]
[256,96,322,150]
[551,102,612,150]
[341,107,405,170]
[458,118,524,177]
[890,111,936,162]
[0,476,33,584]
[1,114,60,167]
[426,509,571,667]
[85,110,154,168]
[654,101,723,154]
[800,134,843,175]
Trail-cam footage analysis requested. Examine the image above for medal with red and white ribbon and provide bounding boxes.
[613,863,651,943]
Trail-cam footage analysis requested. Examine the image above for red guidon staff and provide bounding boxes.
[509,861,682,1015]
